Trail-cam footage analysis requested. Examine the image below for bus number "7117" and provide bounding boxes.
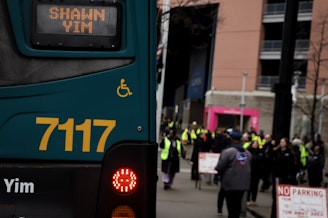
[36,117,116,153]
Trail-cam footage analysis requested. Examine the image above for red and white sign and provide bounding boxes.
[198,152,220,174]
[277,184,328,218]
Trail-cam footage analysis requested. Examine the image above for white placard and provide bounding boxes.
[277,184,328,218]
[198,152,220,174]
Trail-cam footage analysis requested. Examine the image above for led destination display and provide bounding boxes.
[31,1,122,49]
[36,5,118,36]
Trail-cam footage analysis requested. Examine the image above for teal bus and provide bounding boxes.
[0,0,157,217]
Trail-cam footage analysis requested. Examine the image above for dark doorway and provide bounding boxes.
[159,4,219,107]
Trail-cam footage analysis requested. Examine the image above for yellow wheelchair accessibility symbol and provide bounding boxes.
[117,78,133,98]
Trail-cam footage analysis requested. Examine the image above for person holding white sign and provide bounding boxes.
[191,132,206,180]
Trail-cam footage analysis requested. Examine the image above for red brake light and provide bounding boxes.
[111,205,136,218]
[112,167,137,193]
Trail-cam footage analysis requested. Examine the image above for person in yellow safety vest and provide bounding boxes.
[190,128,197,141]
[299,136,311,170]
[211,131,216,140]
[168,121,174,129]
[181,128,190,144]
[159,129,182,190]
[196,126,207,135]
[292,138,307,184]
[251,131,265,149]
[302,135,313,155]
[167,117,175,129]
[260,137,266,149]
[242,132,252,149]
[182,122,198,160]
[299,141,309,169]
[181,128,189,159]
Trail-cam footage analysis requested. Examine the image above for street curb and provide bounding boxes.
[247,207,266,218]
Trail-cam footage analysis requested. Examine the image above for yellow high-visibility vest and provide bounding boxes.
[161,137,182,160]
[243,141,251,149]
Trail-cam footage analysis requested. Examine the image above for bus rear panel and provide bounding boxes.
[0,0,157,217]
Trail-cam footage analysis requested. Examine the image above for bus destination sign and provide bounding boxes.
[37,5,118,36]
[31,1,122,50]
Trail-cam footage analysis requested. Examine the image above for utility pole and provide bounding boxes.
[240,72,247,132]
[271,1,299,218]
[271,0,299,143]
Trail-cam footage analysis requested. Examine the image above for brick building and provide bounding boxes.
[158,0,328,140]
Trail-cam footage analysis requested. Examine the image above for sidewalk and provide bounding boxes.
[246,190,273,218]
[193,172,274,218]
[180,156,274,218]
[158,149,328,218]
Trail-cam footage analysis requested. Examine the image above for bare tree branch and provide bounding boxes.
[298,12,328,142]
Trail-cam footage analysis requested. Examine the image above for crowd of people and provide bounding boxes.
[159,118,326,218]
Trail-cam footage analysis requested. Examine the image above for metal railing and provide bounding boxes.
[261,40,282,51]
[264,3,285,15]
[257,76,306,90]
[261,40,309,52]
[299,1,314,13]
[264,1,313,15]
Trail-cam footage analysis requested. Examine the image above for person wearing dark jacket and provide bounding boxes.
[247,140,265,206]
[191,132,206,180]
[273,137,298,185]
[215,131,252,218]
[270,137,298,218]
[307,145,324,187]
[259,134,275,191]
[212,128,231,185]
[212,128,231,214]
[212,128,231,153]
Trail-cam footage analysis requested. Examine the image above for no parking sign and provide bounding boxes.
[198,152,220,174]
[277,184,328,218]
